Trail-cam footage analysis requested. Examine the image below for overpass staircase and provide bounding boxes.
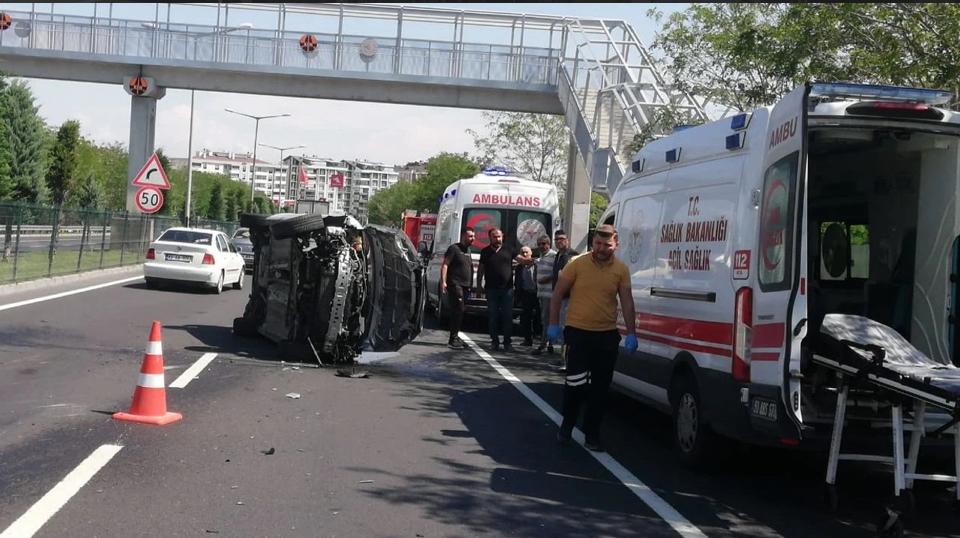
[557,19,709,194]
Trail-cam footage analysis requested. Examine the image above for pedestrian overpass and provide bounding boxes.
[0,3,708,247]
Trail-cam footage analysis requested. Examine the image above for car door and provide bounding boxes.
[216,233,240,278]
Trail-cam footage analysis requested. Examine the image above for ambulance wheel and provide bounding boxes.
[825,483,839,513]
[671,374,716,467]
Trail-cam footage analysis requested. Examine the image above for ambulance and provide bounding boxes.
[426,167,561,317]
[602,82,960,463]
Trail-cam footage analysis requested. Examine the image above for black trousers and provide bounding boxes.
[446,284,466,342]
[560,327,621,443]
[516,289,539,340]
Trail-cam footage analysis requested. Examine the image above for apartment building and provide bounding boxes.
[184,150,399,221]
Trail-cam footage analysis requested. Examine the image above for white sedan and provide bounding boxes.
[144,227,245,293]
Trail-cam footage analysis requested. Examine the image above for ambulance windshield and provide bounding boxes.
[462,208,551,254]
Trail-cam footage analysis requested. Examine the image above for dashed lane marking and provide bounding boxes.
[169,352,217,388]
[0,276,142,313]
[0,444,123,538]
[459,333,707,538]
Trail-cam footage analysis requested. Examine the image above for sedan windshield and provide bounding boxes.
[158,230,213,245]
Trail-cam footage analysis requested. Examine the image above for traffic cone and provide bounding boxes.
[113,321,182,425]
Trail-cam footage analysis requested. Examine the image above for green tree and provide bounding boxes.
[467,112,568,189]
[589,192,609,229]
[224,190,237,222]
[369,153,478,227]
[207,182,224,220]
[650,3,960,112]
[73,171,102,209]
[46,120,81,206]
[232,189,245,218]
[0,75,12,200]
[0,80,48,203]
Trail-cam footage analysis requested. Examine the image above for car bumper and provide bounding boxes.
[144,262,219,285]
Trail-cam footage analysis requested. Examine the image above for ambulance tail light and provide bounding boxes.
[732,287,753,382]
[146,248,155,260]
[202,253,215,265]
[846,101,944,120]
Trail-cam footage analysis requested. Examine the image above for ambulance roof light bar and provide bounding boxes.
[810,82,953,106]
[482,166,511,176]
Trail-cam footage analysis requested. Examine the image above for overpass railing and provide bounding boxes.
[0,202,237,286]
[0,10,559,85]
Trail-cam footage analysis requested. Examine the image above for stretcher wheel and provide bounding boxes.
[825,483,839,513]
[895,490,915,519]
[876,507,903,538]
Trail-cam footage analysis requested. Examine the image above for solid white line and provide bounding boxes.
[459,333,707,538]
[0,444,123,538]
[169,352,217,388]
[0,276,142,313]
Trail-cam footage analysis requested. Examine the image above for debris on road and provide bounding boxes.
[285,392,301,399]
[261,447,276,455]
[358,480,374,484]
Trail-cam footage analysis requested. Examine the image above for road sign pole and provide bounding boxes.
[186,89,195,226]
[250,118,260,206]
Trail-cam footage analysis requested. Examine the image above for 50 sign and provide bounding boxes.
[135,186,165,214]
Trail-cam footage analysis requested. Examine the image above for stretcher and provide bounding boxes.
[809,314,960,512]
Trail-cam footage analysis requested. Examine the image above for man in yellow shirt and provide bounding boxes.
[548,224,637,451]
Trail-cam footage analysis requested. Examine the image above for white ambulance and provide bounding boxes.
[426,167,561,317]
[602,83,960,463]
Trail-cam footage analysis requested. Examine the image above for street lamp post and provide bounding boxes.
[260,143,305,208]
[224,108,290,208]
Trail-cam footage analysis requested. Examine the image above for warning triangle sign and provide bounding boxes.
[131,152,171,189]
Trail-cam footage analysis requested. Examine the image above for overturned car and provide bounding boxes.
[232,212,426,364]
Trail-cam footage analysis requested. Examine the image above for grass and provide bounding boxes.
[0,245,146,285]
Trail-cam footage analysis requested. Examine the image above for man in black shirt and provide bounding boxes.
[477,227,530,352]
[550,229,579,369]
[441,227,476,349]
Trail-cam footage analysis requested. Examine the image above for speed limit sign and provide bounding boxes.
[135,186,164,214]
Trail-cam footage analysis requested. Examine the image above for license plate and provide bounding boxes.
[165,253,192,263]
[750,397,778,421]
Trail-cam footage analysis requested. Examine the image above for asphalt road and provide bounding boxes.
[0,272,957,537]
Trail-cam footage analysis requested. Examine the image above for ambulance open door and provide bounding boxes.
[753,83,810,431]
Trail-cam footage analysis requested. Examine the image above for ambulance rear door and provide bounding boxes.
[752,83,809,429]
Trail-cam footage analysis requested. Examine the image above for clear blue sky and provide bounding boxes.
[1,3,689,164]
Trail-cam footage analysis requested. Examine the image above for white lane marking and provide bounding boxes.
[0,444,123,538]
[459,333,707,538]
[0,276,141,313]
[169,353,217,388]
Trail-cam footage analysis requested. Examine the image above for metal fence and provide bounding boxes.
[0,203,238,285]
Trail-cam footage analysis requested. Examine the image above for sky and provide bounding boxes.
[0,2,689,166]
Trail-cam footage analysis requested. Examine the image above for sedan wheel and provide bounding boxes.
[233,271,244,290]
[214,271,224,294]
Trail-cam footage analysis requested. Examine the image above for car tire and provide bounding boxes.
[144,277,159,289]
[270,214,326,240]
[232,316,259,337]
[233,271,244,290]
[239,213,271,230]
[671,373,718,468]
[213,271,224,294]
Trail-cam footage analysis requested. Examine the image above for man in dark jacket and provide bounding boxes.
[440,227,476,349]
[514,245,539,347]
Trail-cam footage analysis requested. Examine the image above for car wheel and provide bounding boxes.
[239,213,271,230]
[672,374,717,467]
[233,271,244,290]
[213,271,224,294]
[270,214,326,240]
[145,277,159,290]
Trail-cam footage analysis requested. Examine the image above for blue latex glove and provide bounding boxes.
[547,324,563,343]
[624,334,638,353]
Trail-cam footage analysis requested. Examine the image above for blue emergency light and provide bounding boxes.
[482,166,511,176]
[810,83,953,105]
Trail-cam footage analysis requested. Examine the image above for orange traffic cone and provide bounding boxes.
[113,321,182,425]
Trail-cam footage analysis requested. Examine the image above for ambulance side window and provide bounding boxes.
[758,152,799,291]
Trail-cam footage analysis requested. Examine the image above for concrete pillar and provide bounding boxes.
[564,135,592,252]
[125,91,165,213]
